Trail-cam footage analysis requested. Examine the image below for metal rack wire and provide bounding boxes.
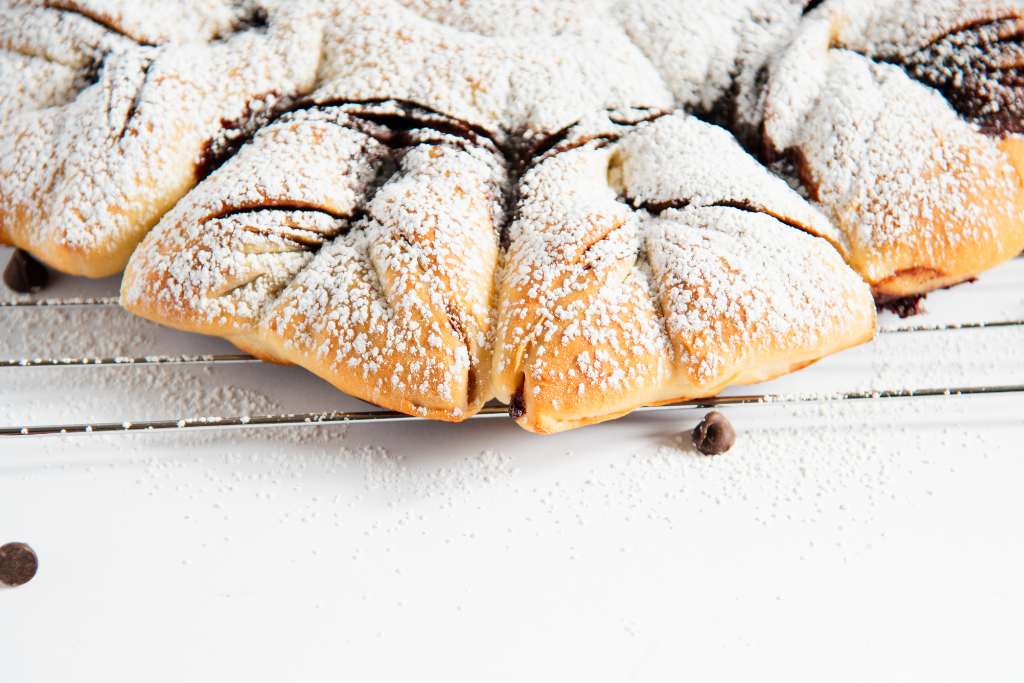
[3,288,1024,439]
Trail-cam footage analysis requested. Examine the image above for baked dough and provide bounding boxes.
[492,112,876,433]
[109,0,1022,433]
[313,0,673,147]
[122,103,507,421]
[121,0,672,423]
[121,1,879,433]
[757,0,1024,298]
[0,0,321,276]
[611,0,806,141]
[123,107,876,432]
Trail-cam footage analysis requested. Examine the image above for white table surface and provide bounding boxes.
[2,244,1023,682]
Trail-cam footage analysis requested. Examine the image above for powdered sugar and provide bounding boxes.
[760,1,1024,288]
[492,112,874,430]
[124,103,875,430]
[0,0,322,275]
[825,0,1024,62]
[123,102,507,419]
[610,113,847,251]
[612,0,804,136]
[314,0,673,146]
[25,0,265,45]
[9,0,1021,430]
[811,0,1024,135]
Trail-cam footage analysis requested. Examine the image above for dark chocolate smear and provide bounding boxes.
[196,91,284,180]
[875,292,927,318]
[508,388,526,420]
[46,2,157,46]
[118,56,156,140]
[292,98,506,158]
[801,0,827,16]
[895,16,1024,135]
[4,249,50,293]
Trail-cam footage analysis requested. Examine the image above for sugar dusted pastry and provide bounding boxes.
[121,1,881,432]
[114,0,1024,432]
[122,103,507,421]
[121,0,679,422]
[123,107,876,432]
[757,0,1024,301]
[0,0,321,276]
[315,0,673,149]
[492,112,875,433]
[611,0,807,140]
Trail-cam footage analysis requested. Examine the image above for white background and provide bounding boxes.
[2,244,1023,682]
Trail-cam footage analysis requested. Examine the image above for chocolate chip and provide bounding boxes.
[508,390,526,419]
[0,542,38,587]
[691,411,736,455]
[4,249,49,293]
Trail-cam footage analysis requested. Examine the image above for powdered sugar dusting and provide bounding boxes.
[0,0,321,275]
[761,2,1024,288]
[32,0,1017,430]
[826,0,1024,62]
[122,107,390,329]
[31,0,263,45]
[492,112,874,430]
[612,0,804,135]
[611,114,847,252]
[123,102,507,420]
[314,0,673,145]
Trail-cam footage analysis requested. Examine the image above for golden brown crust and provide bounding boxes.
[862,136,1024,298]
[491,114,877,434]
[493,208,877,434]
[122,104,506,423]
[762,12,1024,301]
[123,109,877,433]
[0,0,321,277]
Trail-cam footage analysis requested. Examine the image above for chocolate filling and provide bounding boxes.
[890,16,1024,135]
[289,98,506,158]
[801,0,826,16]
[47,0,270,46]
[351,109,493,152]
[201,202,357,256]
[875,292,927,319]
[45,2,158,46]
[4,249,49,293]
[196,91,284,180]
[629,196,815,235]
[444,302,478,406]
[523,131,620,173]
[202,202,352,226]
[576,222,629,272]
[523,109,670,172]
[606,107,670,127]
[217,4,269,38]
[118,57,156,140]
[508,380,526,420]
[874,278,976,318]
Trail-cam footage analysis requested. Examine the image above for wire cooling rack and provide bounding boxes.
[2,278,1024,438]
